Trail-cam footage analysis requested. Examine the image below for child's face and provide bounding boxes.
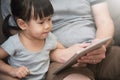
[25,16,52,40]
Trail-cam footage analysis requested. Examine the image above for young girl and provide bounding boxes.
[0,0,57,79]
[0,0,92,80]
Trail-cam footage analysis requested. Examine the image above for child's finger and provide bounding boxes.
[22,66,30,75]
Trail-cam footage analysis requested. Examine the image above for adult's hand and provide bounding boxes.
[77,45,106,64]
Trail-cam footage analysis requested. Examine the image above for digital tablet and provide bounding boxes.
[54,37,112,74]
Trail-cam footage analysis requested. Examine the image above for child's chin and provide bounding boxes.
[43,34,49,38]
[41,36,48,39]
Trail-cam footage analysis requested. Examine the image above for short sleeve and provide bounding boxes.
[45,32,58,51]
[1,37,16,56]
[90,0,106,6]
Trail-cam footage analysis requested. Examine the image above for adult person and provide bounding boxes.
[49,0,120,80]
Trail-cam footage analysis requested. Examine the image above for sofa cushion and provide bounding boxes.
[107,0,120,46]
[0,1,6,44]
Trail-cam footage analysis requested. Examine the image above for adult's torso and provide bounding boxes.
[50,0,96,47]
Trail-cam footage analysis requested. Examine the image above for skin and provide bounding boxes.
[63,73,90,80]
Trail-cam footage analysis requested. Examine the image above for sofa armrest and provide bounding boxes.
[107,0,120,46]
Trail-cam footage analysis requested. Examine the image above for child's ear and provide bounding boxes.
[16,19,27,30]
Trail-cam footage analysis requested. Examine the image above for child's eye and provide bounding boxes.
[48,18,51,21]
[39,22,44,24]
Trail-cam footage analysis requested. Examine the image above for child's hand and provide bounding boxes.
[10,66,30,79]
[64,43,90,62]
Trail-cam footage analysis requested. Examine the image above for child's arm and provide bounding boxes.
[50,42,88,63]
[0,47,29,79]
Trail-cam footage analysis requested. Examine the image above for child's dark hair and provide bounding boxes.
[2,14,20,39]
[2,0,54,38]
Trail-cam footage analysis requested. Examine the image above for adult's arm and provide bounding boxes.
[0,47,14,76]
[78,2,114,64]
[0,47,29,78]
[92,2,114,46]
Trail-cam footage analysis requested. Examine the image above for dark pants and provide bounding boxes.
[46,62,94,80]
[46,46,120,80]
[95,46,120,80]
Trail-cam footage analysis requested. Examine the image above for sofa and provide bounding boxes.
[107,0,120,46]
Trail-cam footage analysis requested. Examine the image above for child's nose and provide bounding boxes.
[44,23,50,29]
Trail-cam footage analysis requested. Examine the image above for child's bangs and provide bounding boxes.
[33,0,54,20]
